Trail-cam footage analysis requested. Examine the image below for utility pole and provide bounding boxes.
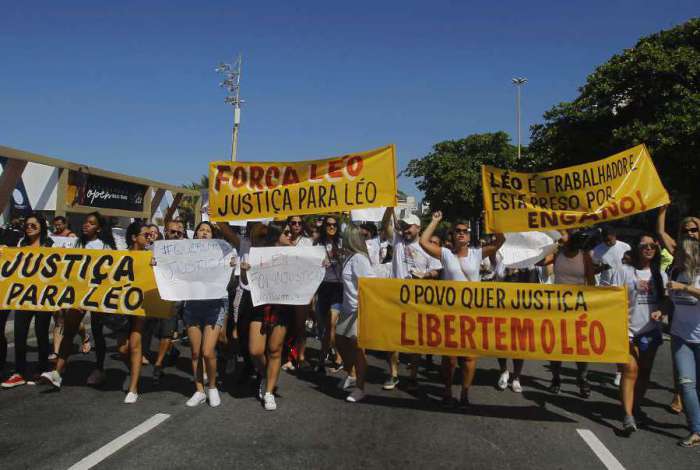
[511,77,527,158]
[216,54,244,161]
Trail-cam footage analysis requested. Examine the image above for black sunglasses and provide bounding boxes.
[639,243,657,250]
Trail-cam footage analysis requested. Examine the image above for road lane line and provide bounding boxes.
[576,429,625,470]
[67,413,170,470]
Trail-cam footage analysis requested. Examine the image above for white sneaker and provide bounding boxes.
[263,392,277,411]
[339,376,356,391]
[186,391,207,407]
[124,392,138,404]
[258,378,267,400]
[87,369,106,386]
[614,372,622,387]
[511,378,522,393]
[497,371,510,390]
[40,371,62,389]
[346,388,366,403]
[207,388,221,407]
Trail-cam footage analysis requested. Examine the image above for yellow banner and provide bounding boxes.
[358,278,629,363]
[481,144,669,232]
[0,248,172,317]
[209,145,397,221]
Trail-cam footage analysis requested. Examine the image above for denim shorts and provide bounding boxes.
[182,298,227,329]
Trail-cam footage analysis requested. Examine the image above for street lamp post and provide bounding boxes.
[512,77,527,159]
[216,54,244,161]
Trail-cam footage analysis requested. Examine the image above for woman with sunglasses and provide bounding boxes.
[657,204,700,413]
[241,223,296,410]
[667,234,700,447]
[117,221,155,403]
[420,211,504,406]
[286,216,313,370]
[181,221,228,407]
[611,234,668,435]
[314,216,344,374]
[41,212,117,389]
[1,213,55,388]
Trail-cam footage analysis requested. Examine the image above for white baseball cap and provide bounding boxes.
[399,214,421,227]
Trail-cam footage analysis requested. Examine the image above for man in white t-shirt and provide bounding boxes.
[380,208,442,391]
[591,226,631,286]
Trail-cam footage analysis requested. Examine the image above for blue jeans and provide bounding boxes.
[672,336,700,434]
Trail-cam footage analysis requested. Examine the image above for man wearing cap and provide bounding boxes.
[380,208,442,391]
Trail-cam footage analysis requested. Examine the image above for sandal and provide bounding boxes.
[669,395,683,414]
[678,433,700,448]
[81,336,92,354]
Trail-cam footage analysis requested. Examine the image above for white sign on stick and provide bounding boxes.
[247,246,326,307]
[152,239,236,301]
[499,231,561,269]
[351,207,386,222]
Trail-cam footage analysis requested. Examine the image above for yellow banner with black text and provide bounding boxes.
[209,145,397,221]
[481,144,669,232]
[0,247,172,317]
[358,278,629,363]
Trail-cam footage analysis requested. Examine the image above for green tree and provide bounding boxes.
[405,132,536,220]
[529,18,700,212]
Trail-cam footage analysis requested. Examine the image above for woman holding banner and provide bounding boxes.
[667,236,700,447]
[181,222,228,408]
[243,222,296,411]
[315,216,345,374]
[657,205,700,414]
[611,234,668,435]
[336,224,376,402]
[547,230,596,397]
[420,211,504,406]
[117,221,158,403]
[1,213,55,389]
[41,212,117,390]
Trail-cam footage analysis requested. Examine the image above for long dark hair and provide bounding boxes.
[264,222,288,247]
[318,216,341,246]
[631,233,665,302]
[78,212,117,249]
[126,221,147,249]
[193,221,219,239]
[20,212,52,247]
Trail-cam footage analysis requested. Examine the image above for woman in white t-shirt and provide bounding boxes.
[288,216,313,370]
[420,211,504,407]
[611,234,668,436]
[667,237,700,448]
[336,224,376,403]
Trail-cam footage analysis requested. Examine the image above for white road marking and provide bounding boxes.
[577,429,625,470]
[67,413,170,470]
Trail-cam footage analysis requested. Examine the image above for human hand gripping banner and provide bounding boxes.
[481,144,669,232]
[358,278,629,363]
[209,145,397,221]
[0,247,172,317]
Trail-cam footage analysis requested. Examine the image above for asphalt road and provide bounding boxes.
[1,327,698,469]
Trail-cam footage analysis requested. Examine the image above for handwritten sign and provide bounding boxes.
[49,236,77,248]
[247,246,326,307]
[0,247,171,317]
[152,239,236,301]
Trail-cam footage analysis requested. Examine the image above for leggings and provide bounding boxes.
[0,310,9,368]
[88,314,107,370]
[550,361,588,380]
[13,311,52,375]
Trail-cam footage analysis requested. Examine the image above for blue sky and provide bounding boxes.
[1,1,696,198]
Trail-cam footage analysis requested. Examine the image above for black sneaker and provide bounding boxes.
[578,378,591,398]
[152,365,163,385]
[622,415,637,437]
[548,378,561,394]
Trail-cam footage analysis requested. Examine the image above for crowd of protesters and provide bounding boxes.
[0,203,699,448]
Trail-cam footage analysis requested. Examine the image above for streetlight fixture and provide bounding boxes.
[512,77,527,159]
[216,54,244,161]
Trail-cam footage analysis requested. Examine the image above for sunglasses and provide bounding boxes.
[168,229,184,237]
[454,228,471,235]
[25,223,39,229]
[682,227,699,234]
[289,221,302,226]
[639,243,657,250]
[326,223,337,228]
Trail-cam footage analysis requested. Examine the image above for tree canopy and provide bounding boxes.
[529,18,700,212]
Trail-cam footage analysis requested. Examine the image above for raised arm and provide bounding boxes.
[216,222,241,250]
[380,207,395,241]
[419,211,443,260]
[481,233,505,258]
[656,205,677,255]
